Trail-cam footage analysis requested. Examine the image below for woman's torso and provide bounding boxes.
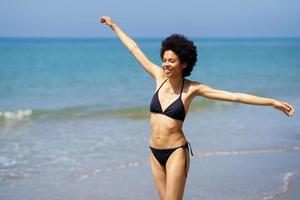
[149,78,195,148]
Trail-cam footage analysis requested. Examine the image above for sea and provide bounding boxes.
[0,37,299,200]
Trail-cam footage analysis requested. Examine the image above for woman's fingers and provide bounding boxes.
[98,16,113,26]
[286,103,295,113]
[98,16,107,23]
[282,102,294,117]
[284,103,294,116]
[275,101,294,117]
[99,17,105,23]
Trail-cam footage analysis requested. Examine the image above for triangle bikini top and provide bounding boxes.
[150,79,186,121]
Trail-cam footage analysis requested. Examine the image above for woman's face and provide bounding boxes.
[162,50,186,78]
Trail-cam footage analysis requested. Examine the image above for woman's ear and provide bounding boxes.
[182,63,187,69]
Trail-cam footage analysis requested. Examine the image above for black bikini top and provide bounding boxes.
[150,79,186,121]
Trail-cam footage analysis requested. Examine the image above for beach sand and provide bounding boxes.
[71,147,300,200]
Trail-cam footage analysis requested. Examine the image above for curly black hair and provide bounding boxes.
[160,34,197,77]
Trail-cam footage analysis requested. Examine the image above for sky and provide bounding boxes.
[0,0,300,38]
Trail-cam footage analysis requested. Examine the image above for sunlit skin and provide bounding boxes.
[99,16,295,200]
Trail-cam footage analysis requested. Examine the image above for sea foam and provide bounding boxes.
[0,109,33,120]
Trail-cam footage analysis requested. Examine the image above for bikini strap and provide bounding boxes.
[180,78,185,96]
[157,79,168,91]
[157,78,184,95]
[181,142,194,156]
[187,142,194,156]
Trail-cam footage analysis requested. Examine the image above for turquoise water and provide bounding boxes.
[0,38,300,200]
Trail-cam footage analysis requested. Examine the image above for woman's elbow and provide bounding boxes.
[128,44,138,52]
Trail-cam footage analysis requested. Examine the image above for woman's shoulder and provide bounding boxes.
[184,79,204,87]
[183,79,198,92]
[183,79,209,96]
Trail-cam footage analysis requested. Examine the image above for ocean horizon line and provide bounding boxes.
[1,36,300,41]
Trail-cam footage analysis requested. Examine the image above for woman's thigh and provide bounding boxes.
[150,153,167,200]
[165,148,190,200]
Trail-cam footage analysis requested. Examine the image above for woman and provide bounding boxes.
[99,16,295,200]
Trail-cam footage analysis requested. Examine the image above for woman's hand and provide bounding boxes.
[98,16,115,27]
[272,101,295,117]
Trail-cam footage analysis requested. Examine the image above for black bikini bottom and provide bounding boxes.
[149,142,193,176]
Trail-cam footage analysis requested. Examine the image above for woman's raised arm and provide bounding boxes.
[191,82,295,117]
[99,16,163,79]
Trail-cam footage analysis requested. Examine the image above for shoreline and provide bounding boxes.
[259,172,300,200]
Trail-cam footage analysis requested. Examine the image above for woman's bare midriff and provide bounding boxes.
[149,113,187,148]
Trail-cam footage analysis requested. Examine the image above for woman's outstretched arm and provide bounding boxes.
[191,82,295,117]
[99,16,163,79]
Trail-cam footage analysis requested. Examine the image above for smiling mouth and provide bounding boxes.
[163,65,173,72]
[164,68,173,75]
